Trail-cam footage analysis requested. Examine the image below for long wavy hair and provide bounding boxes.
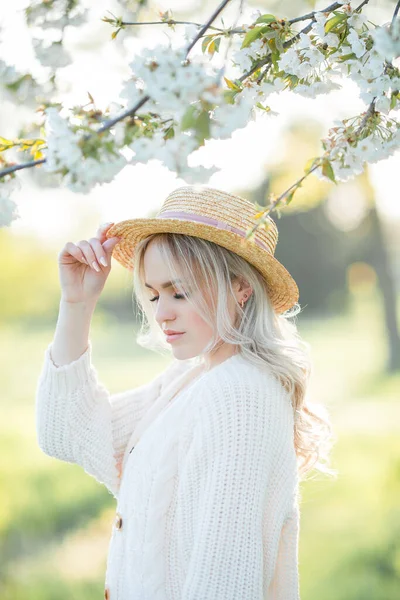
[132,232,337,482]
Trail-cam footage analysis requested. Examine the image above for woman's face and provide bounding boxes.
[143,239,238,364]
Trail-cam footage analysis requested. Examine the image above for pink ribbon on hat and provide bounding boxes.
[158,210,270,253]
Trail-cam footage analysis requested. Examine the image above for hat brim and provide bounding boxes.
[107,218,299,315]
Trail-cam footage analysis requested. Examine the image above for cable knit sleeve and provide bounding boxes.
[35,341,187,500]
[178,363,299,600]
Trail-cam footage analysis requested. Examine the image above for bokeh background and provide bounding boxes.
[1,0,400,598]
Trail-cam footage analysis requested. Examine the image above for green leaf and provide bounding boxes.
[214,36,221,52]
[337,52,356,62]
[223,89,238,104]
[163,125,175,140]
[255,14,277,25]
[241,26,267,49]
[285,189,296,205]
[390,92,398,111]
[304,156,318,173]
[202,35,213,54]
[322,159,336,182]
[181,105,198,131]
[207,39,216,55]
[0,137,13,147]
[325,13,347,34]
[255,102,270,112]
[195,110,211,145]
[224,77,241,91]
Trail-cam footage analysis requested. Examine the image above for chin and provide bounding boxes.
[172,346,198,361]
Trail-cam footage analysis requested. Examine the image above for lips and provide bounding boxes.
[164,330,185,335]
[165,332,185,343]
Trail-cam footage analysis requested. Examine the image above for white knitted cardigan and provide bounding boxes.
[35,342,301,599]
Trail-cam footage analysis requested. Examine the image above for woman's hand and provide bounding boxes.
[58,223,121,305]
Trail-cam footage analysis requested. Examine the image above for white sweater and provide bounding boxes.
[35,342,301,599]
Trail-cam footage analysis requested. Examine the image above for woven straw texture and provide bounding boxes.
[107,186,299,314]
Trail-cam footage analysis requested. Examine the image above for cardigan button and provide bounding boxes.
[115,512,123,530]
[104,586,110,599]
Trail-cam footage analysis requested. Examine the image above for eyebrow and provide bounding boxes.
[144,279,183,290]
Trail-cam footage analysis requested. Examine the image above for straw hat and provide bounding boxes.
[107,185,299,314]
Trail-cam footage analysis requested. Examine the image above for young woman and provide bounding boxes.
[36,185,336,600]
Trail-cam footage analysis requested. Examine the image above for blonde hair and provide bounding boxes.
[132,232,338,482]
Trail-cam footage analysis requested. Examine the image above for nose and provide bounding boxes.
[154,297,177,328]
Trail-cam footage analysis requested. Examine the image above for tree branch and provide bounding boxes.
[0,158,45,177]
[288,2,344,25]
[0,0,233,179]
[245,162,322,240]
[239,0,372,82]
[185,0,233,56]
[120,20,224,32]
[392,0,400,27]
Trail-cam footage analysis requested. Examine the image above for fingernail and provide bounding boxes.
[92,261,100,272]
[100,257,108,267]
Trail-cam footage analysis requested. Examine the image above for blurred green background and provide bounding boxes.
[1,184,400,598]
[1,0,400,597]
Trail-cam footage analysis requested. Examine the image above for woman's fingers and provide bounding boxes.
[63,242,89,266]
[61,224,120,272]
[77,239,107,271]
[95,222,115,244]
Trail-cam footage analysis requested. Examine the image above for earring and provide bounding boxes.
[240,294,247,309]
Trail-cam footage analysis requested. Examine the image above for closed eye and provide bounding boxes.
[149,293,187,302]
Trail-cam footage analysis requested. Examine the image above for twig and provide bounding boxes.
[246,163,320,238]
[0,158,45,177]
[0,0,233,179]
[120,20,224,32]
[185,0,232,56]
[353,98,376,136]
[392,0,400,28]
[97,95,149,133]
[288,2,343,24]
[239,0,372,82]
[119,19,244,35]
[247,97,377,233]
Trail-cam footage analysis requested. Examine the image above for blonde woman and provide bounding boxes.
[36,186,336,599]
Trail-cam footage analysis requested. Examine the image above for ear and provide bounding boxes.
[232,276,253,300]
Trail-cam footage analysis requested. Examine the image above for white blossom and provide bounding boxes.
[64,154,127,193]
[156,134,199,171]
[346,29,366,58]
[211,87,256,139]
[0,178,20,227]
[177,164,219,184]
[316,120,400,183]
[123,45,219,122]
[129,134,162,164]
[183,24,201,42]
[232,38,266,72]
[44,108,127,193]
[32,39,72,68]
[370,20,400,62]
[348,12,367,30]
[294,79,341,98]
[44,108,83,172]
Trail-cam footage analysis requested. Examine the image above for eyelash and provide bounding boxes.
[149,293,187,302]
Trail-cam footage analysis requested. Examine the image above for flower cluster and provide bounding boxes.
[44,107,127,193]
[1,3,400,228]
[0,59,47,106]
[0,169,20,227]
[121,45,221,121]
[316,112,400,182]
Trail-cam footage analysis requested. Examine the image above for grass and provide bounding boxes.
[0,288,399,598]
